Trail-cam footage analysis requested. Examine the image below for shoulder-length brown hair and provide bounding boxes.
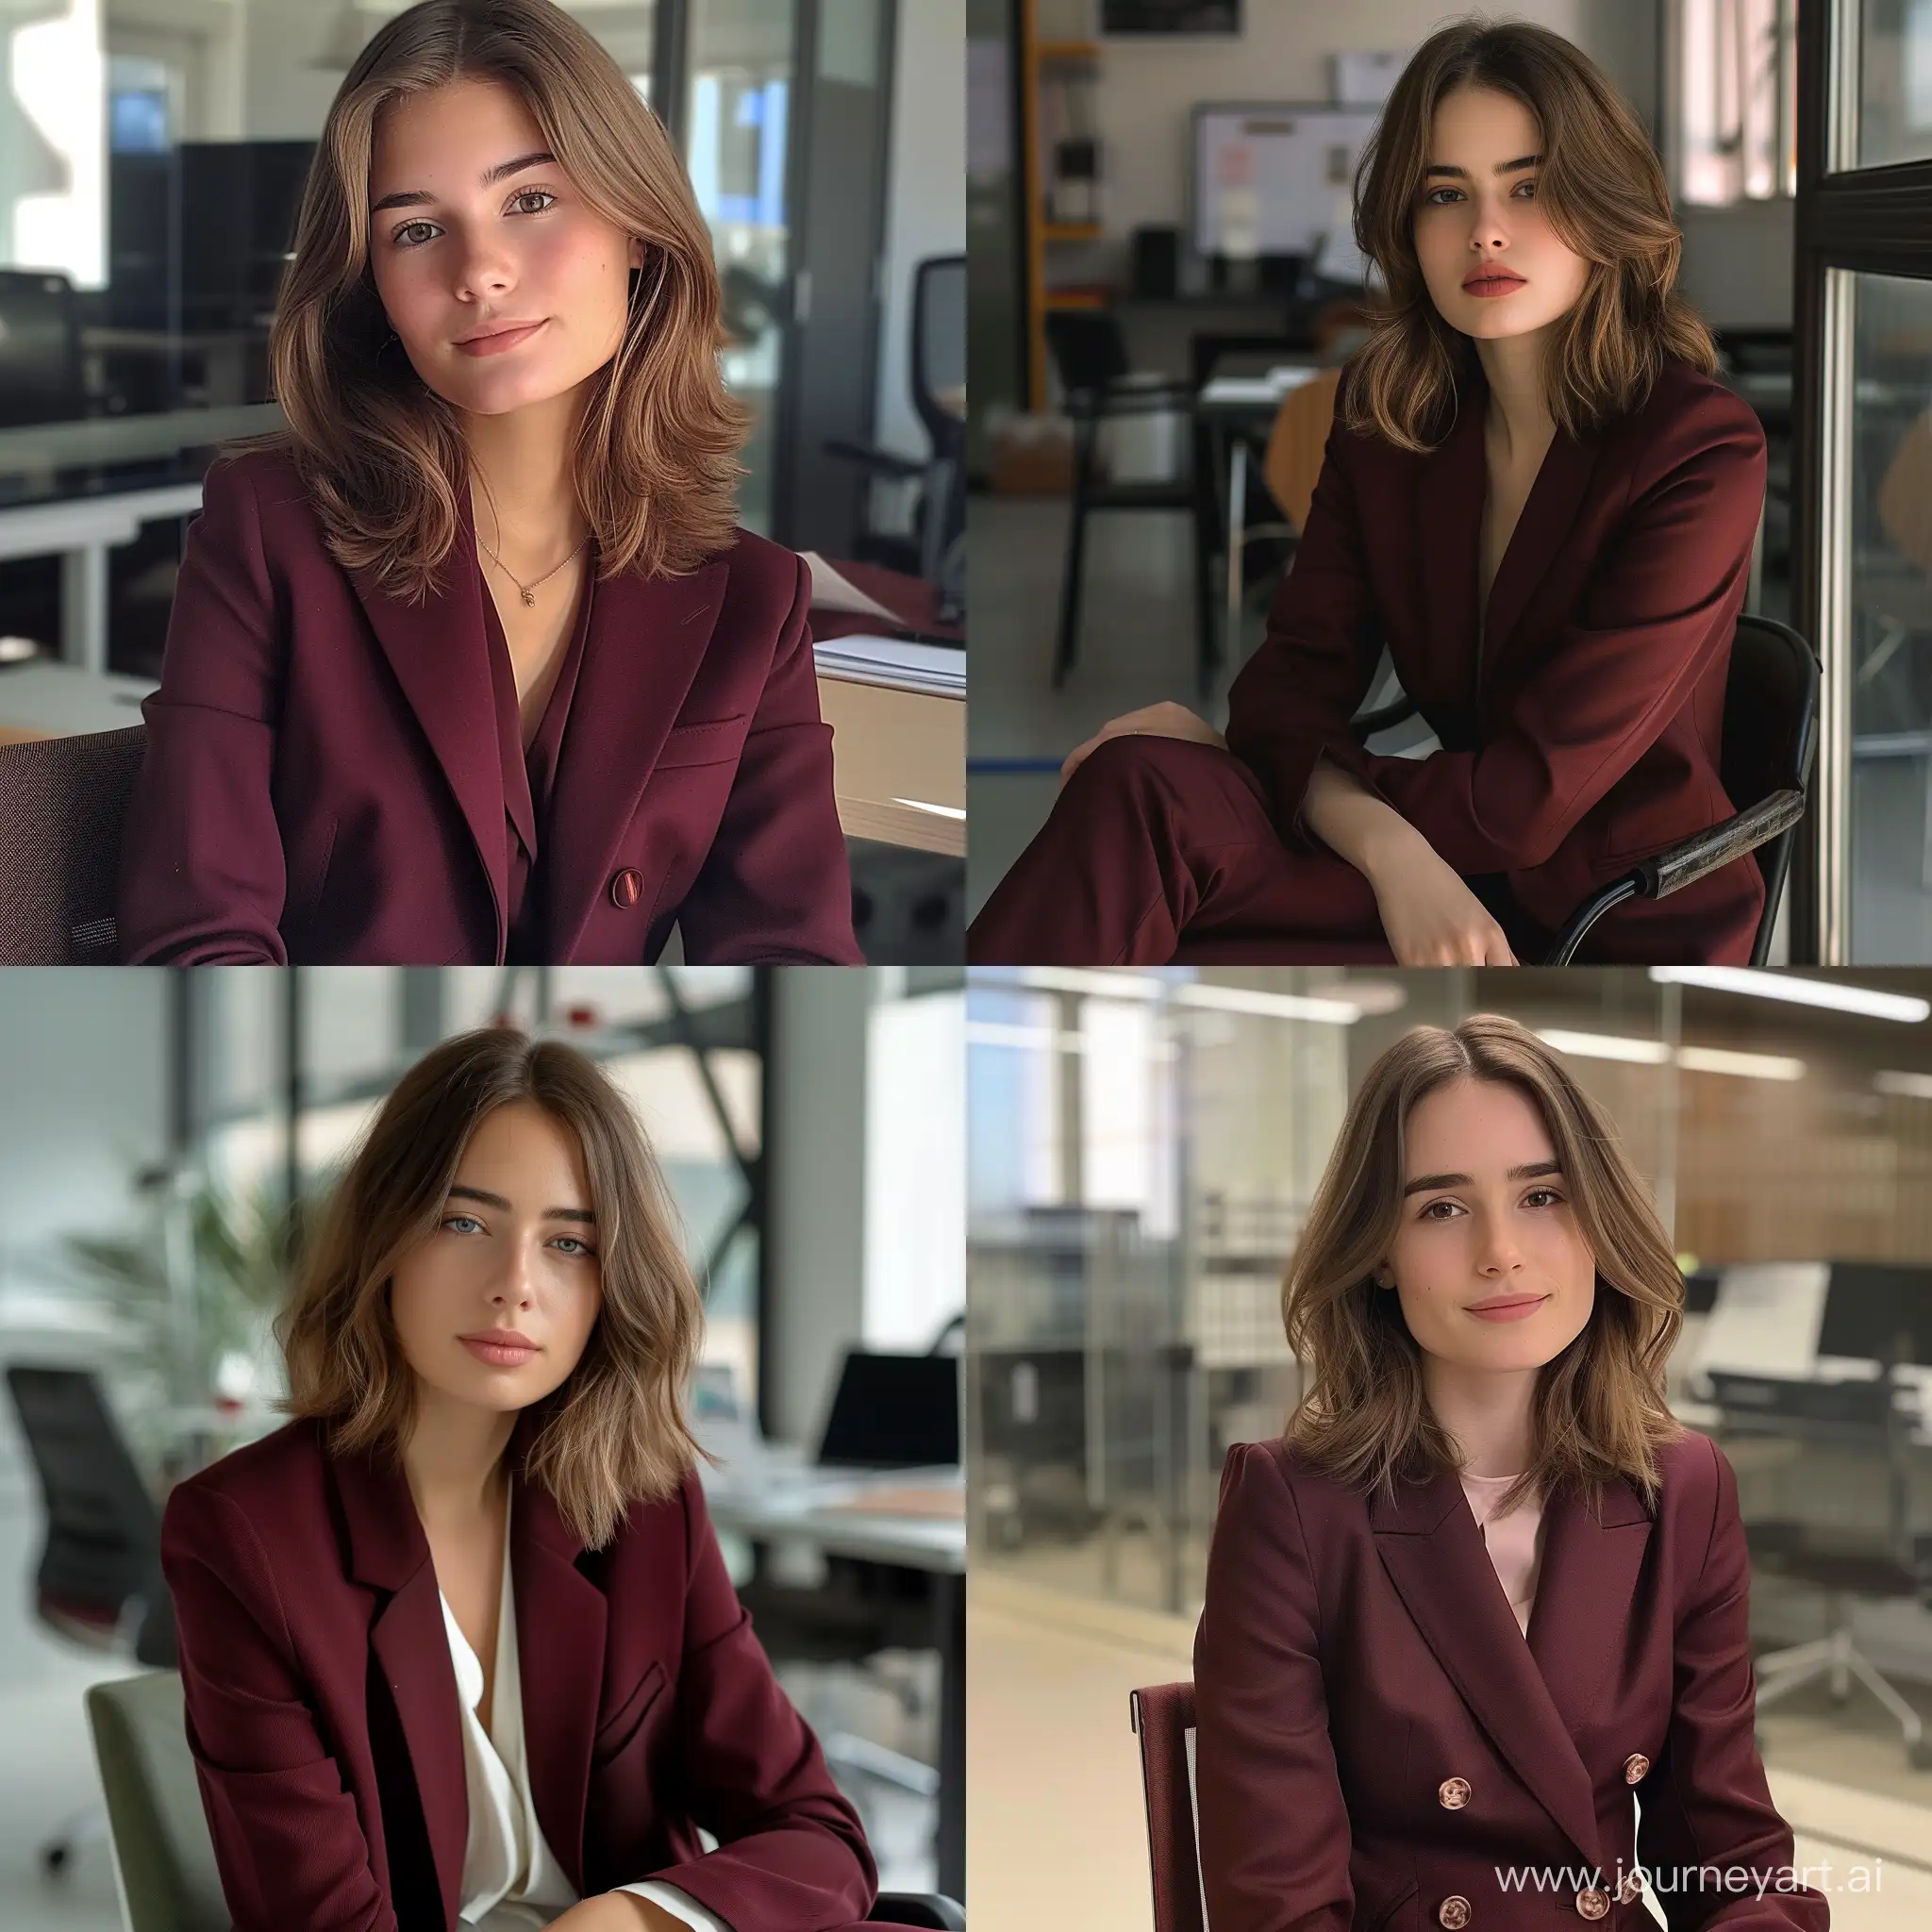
[1281,1014,1687,1518]
[275,1026,706,1549]
[223,0,748,604]
[1344,14,1718,453]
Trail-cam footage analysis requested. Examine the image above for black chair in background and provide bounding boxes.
[0,270,92,425]
[5,1363,178,1874]
[826,254,967,623]
[1349,613,1819,965]
[0,723,147,964]
[1707,1367,1932,1770]
[1044,309,1212,691]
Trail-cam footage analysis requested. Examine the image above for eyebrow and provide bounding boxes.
[446,1183,595,1224]
[371,150,556,215]
[1423,154,1541,180]
[1402,1159,1563,1197]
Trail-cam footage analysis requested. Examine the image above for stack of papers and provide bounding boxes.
[813,633,965,697]
[1199,364,1324,408]
[800,551,908,627]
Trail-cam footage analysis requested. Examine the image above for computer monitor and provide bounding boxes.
[1816,1261,1932,1366]
[816,1350,959,1469]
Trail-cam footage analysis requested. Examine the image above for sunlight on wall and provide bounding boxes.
[10,0,106,284]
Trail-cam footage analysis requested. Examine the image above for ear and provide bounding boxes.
[627,235,647,273]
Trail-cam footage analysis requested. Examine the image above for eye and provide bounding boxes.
[1513,177,1539,198]
[1422,184,1463,206]
[441,1213,484,1235]
[550,1235,596,1258]
[1419,1198,1464,1221]
[389,186,558,249]
[1523,1187,1565,1208]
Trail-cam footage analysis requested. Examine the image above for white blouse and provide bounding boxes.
[438,1488,734,1932]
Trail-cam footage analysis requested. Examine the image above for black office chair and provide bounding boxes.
[1045,309,1213,691]
[5,1364,178,1875]
[825,255,966,621]
[1349,613,1819,965]
[0,269,91,425]
[0,722,146,963]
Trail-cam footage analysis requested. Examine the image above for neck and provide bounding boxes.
[1474,329,1555,462]
[401,1385,518,1526]
[464,386,591,573]
[1422,1353,1539,1478]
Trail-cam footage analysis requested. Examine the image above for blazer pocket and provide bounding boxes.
[654,714,750,772]
[591,1660,667,1764]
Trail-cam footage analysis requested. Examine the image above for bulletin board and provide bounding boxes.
[1191,102,1382,258]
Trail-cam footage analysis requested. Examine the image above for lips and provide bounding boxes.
[459,1330,539,1366]
[458,320,542,344]
[1465,1293,1549,1321]
[1462,268,1525,295]
[455,319,548,357]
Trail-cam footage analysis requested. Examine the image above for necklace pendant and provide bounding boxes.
[520,587,536,607]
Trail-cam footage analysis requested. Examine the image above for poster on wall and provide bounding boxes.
[1103,1,1242,32]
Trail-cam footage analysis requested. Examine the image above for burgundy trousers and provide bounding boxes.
[968,735,1562,965]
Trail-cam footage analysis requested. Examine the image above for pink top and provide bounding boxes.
[1458,1471,1546,1635]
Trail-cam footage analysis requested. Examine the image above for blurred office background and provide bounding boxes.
[0,963,967,1930]
[0,0,969,961]
[967,962,1932,1930]
[968,0,1932,968]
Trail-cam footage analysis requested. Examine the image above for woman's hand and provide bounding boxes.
[1365,839,1519,966]
[1060,702,1225,790]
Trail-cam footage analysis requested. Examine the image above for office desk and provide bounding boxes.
[707,1469,966,1901]
[0,659,155,742]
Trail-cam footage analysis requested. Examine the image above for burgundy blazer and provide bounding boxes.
[1224,359,1770,962]
[159,1412,879,1932]
[118,445,861,964]
[1195,1430,1828,1932]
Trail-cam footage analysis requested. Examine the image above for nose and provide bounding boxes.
[490,1237,540,1306]
[1469,198,1513,254]
[453,227,516,305]
[1474,1208,1524,1275]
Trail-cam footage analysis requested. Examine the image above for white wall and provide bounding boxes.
[875,0,966,458]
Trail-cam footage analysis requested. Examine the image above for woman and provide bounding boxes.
[1195,1015,1826,1932]
[119,0,858,966]
[159,1029,900,1931]
[969,17,1768,968]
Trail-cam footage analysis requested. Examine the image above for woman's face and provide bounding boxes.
[367,75,644,419]
[1379,1076,1596,1374]
[1411,85,1590,348]
[390,1099,604,1417]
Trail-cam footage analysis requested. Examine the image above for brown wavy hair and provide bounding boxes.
[275,1026,706,1549]
[1343,14,1718,452]
[1281,1014,1688,1519]
[222,0,748,604]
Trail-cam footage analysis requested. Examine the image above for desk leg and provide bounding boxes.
[1225,438,1247,661]
[933,1567,964,1903]
[61,544,109,673]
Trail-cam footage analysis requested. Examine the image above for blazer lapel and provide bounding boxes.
[333,1442,470,1932]
[346,487,508,958]
[543,559,729,960]
[1373,1467,1627,1874]
[1413,389,1486,713]
[1480,420,1603,704]
[506,1428,608,1895]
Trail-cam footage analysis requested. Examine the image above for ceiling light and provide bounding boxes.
[1649,967,1929,1023]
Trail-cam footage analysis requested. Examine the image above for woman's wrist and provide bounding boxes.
[1304,754,1429,880]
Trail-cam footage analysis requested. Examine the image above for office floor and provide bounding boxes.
[966,489,1932,965]
[970,1568,1932,1932]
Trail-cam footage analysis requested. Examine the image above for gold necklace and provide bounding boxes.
[478,529,591,607]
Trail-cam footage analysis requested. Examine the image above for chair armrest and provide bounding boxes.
[872,1892,966,1929]
[1351,694,1418,737]
[824,439,929,481]
[1633,788,1807,900]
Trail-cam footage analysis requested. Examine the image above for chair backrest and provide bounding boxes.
[0,268,86,425]
[86,1670,232,1932]
[1261,367,1342,534]
[1131,1680,1208,1932]
[5,1365,166,1644]
[911,253,966,456]
[1044,308,1133,402]
[1720,614,1819,964]
[0,722,146,962]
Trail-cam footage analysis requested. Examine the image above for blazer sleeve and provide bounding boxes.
[159,1480,395,1932]
[1194,1441,1354,1932]
[673,553,862,965]
[629,1474,876,1931]
[118,455,291,964]
[1633,1434,1829,1932]
[1223,403,1384,844]
[1319,396,1768,874]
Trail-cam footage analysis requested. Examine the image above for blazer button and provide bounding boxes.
[1574,1888,1610,1920]
[1438,1775,1472,1808]
[1437,1897,1473,1930]
[1623,1751,1651,1784]
[609,868,644,908]
[1617,1873,1644,1905]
